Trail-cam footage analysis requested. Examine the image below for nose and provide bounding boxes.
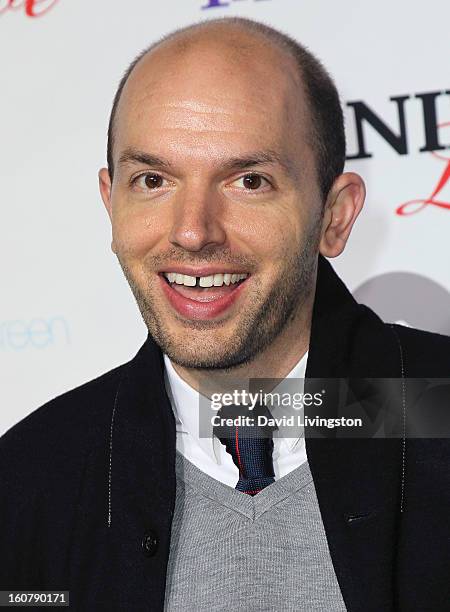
[168,184,227,252]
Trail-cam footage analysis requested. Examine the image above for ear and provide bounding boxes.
[319,172,366,258]
[98,167,116,254]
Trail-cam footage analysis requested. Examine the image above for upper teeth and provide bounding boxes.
[164,272,248,287]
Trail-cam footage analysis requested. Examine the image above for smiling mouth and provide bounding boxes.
[162,271,249,288]
[159,272,250,303]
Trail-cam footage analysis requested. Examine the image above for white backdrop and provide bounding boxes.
[1,0,449,435]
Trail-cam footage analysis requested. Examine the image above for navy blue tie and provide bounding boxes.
[213,402,278,495]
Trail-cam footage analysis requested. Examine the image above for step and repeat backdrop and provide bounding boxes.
[1,0,449,434]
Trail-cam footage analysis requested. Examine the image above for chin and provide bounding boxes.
[162,341,240,369]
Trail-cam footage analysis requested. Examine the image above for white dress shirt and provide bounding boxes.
[163,351,309,488]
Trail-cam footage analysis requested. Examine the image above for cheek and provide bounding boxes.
[235,205,304,259]
[112,204,166,258]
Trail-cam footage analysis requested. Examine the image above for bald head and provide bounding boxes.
[106,17,346,202]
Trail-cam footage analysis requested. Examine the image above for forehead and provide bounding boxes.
[114,30,310,165]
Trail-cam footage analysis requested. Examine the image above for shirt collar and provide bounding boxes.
[163,350,309,462]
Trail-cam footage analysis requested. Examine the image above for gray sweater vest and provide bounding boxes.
[164,450,347,611]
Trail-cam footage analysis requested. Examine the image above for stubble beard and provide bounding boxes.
[117,221,321,372]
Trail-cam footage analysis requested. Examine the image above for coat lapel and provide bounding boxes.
[305,256,403,611]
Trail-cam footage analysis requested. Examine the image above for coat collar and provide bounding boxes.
[113,254,402,611]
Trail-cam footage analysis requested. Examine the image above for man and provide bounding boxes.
[1,16,449,612]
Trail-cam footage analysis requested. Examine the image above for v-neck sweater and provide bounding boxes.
[163,450,346,611]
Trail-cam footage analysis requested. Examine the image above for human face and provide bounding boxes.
[100,35,323,370]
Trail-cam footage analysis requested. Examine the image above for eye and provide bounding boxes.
[231,173,271,191]
[132,172,167,190]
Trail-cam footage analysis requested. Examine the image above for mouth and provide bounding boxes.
[158,271,250,320]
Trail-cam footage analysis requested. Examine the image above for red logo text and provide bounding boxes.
[0,0,59,17]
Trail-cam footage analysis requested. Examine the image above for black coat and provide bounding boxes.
[1,256,449,611]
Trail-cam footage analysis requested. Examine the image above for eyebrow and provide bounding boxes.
[118,148,171,169]
[221,150,298,180]
[117,147,298,180]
